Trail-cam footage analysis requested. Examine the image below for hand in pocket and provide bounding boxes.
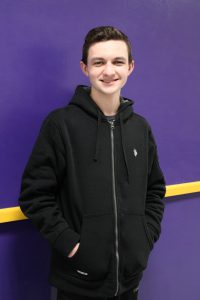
[68,242,80,258]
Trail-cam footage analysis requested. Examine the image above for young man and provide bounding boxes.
[18,26,166,300]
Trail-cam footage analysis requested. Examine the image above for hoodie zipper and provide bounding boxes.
[109,119,119,296]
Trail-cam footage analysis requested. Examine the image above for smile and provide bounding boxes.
[100,79,119,84]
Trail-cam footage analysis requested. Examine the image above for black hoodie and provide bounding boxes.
[18,85,166,298]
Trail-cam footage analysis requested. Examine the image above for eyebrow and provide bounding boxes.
[91,57,127,62]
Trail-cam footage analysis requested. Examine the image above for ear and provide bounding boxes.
[127,60,135,76]
[80,61,89,76]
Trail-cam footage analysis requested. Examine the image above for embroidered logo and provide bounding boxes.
[77,269,88,276]
[133,148,138,157]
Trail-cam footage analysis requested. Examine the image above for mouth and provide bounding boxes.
[100,79,119,84]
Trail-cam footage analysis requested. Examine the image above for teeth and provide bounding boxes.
[100,79,118,83]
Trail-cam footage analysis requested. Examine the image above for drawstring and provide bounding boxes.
[93,110,130,184]
[93,110,101,162]
[119,113,130,184]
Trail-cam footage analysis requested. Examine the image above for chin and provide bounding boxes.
[101,88,121,96]
[91,81,124,97]
[98,85,122,95]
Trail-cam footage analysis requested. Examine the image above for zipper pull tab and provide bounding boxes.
[110,120,115,129]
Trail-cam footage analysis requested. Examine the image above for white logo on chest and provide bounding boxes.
[133,148,138,157]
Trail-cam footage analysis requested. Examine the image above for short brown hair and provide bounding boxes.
[81,26,133,65]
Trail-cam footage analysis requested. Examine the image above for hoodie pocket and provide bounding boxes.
[121,213,153,278]
[66,214,113,281]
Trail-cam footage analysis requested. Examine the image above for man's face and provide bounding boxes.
[80,40,134,98]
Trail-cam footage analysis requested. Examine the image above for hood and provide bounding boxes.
[68,85,135,183]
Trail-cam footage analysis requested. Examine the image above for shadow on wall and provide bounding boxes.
[0,220,51,300]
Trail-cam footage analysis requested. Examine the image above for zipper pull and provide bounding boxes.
[109,120,115,129]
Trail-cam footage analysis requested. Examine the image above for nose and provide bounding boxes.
[103,62,115,76]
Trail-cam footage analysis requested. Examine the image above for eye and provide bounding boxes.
[114,61,125,65]
[93,61,103,66]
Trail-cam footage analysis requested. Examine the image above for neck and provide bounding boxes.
[90,88,121,116]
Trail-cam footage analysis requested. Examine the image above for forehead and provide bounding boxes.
[87,40,129,60]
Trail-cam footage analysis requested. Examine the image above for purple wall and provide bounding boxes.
[0,1,200,299]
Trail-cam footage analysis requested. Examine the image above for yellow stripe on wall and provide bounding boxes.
[0,206,28,223]
[0,181,200,224]
[166,181,200,197]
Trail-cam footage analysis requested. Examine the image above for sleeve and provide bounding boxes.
[18,115,80,258]
[145,125,166,244]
